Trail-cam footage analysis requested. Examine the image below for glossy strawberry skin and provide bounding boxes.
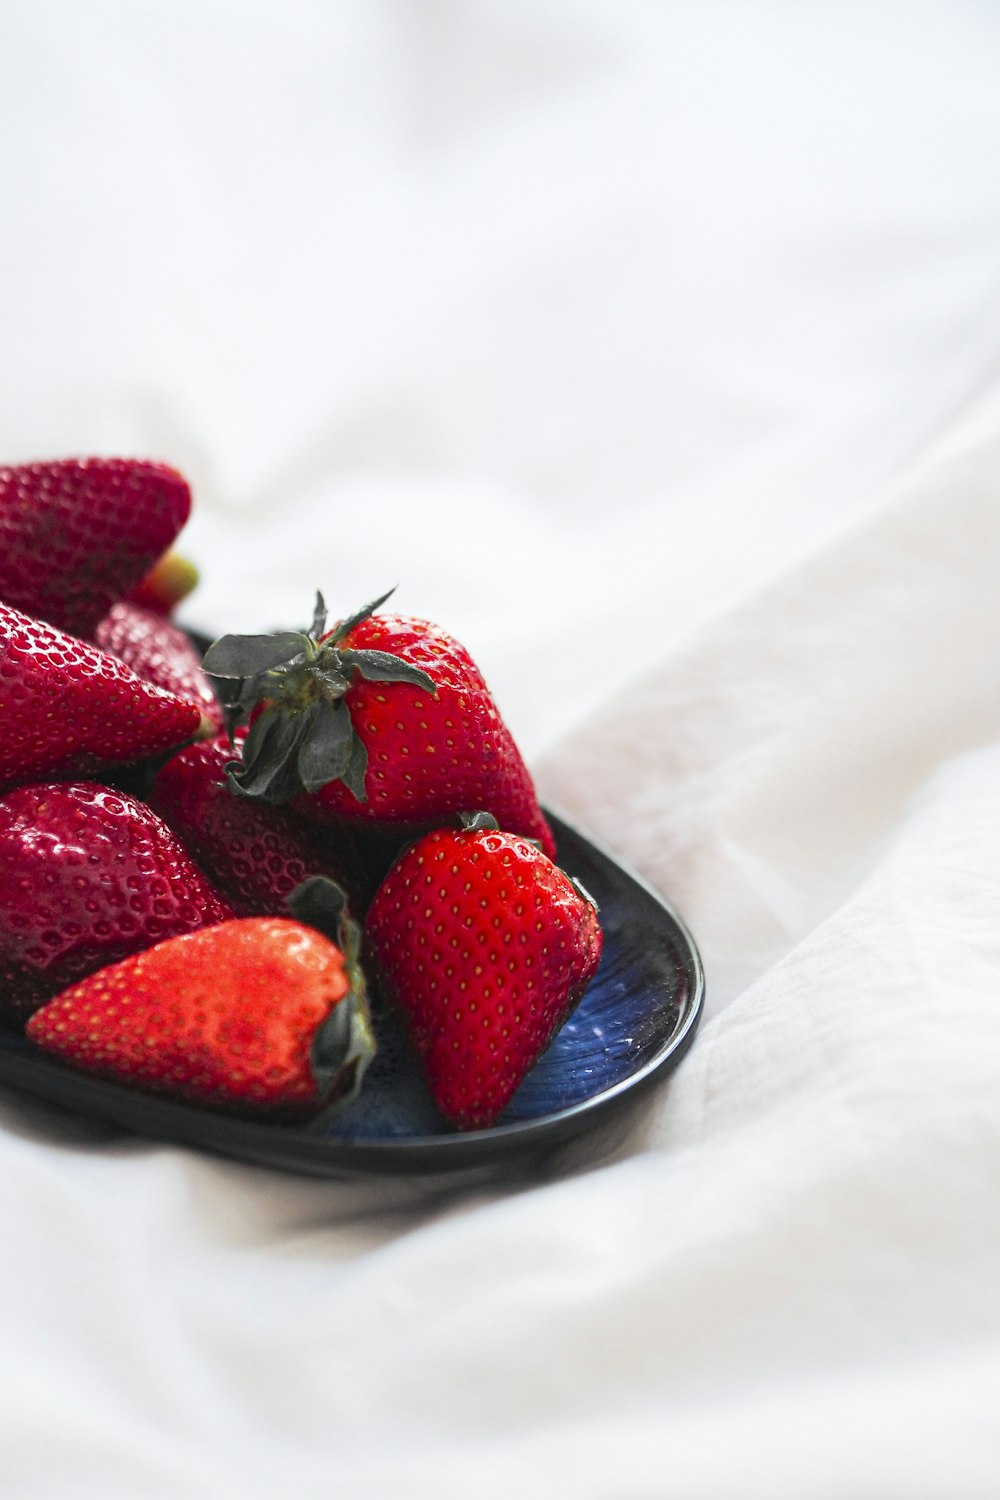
[27,918,359,1114]
[150,733,363,917]
[0,602,200,791]
[94,601,223,735]
[364,825,603,1129]
[0,457,191,639]
[299,614,555,857]
[0,782,235,1020]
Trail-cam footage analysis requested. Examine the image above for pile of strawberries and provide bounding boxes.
[0,458,603,1130]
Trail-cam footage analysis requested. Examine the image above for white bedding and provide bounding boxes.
[2,3,1000,1495]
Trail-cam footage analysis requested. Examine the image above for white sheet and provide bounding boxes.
[2,3,1000,1495]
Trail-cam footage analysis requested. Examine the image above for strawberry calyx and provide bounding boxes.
[457,810,501,833]
[569,875,600,915]
[285,875,376,1110]
[201,589,436,806]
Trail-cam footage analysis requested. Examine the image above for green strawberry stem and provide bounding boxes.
[201,589,436,806]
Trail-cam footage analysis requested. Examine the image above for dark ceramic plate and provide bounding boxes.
[0,811,703,1177]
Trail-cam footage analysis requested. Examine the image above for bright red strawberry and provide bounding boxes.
[26,906,375,1117]
[150,731,363,917]
[126,550,199,616]
[364,814,603,1129]
[0,457,192,639]
[94,601,223,736]
[202,590,556,858]
[0,781,235,1020]
[0,601,200,790]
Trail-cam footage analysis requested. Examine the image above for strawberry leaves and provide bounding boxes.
[338,648,427,684]
[202,589,436,806]
[286,875,376,1112]
[200,630,312,679]
[226,707,304,802]
[296,699,367,799]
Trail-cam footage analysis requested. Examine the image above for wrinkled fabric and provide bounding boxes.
[2,3,1000,1496]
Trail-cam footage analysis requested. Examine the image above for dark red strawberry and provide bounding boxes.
[202,590,556,858]
[0,781,235,1020]
[364,813,602,1129]
[26,902,375,1117]
[150,731,363,916]
[94,601,223,736]
[0,602,200,791]
[0,457,191,639]
[126,551,199,616]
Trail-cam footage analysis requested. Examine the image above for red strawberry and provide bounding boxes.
[126,551,199,616]
[0,601,200,790]
[364,813,603,1129]
[0,457,191,639]
[150,731,363,917]
[26,903,375,1117]
[202,590,556,858]
[93,601,223,736]
[0,781,235,1020]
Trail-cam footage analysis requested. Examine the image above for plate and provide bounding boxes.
[0,810,704,1177]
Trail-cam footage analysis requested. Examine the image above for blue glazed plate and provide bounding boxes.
[0,810,704,1177]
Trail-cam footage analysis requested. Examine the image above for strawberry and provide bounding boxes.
[150,731,363,917]
[126,551,199,616]
[26,892,375,1117]
[93,601,223,736]
[0,602,201,791]
[364,813,603,1129]
[0,781,235,1020]
[202,590,556,858]
[0,457,192,639]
